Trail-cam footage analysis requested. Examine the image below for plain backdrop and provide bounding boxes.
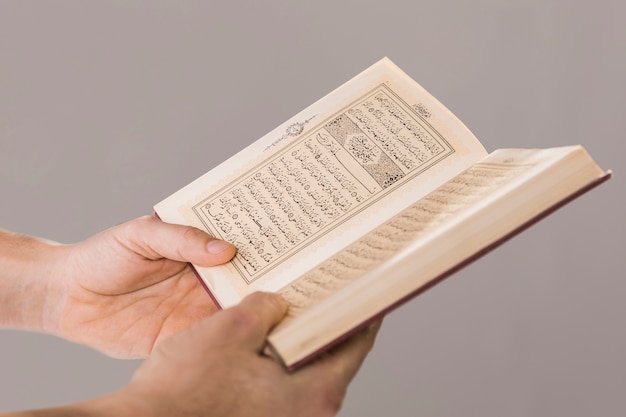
[1,1,624,416]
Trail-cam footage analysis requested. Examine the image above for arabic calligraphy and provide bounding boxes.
[193,85,453,283]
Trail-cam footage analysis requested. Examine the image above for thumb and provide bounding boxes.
[210,292,289,352]
[117,216,237,266]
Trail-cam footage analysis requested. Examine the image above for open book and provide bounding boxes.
[154,58,611,370]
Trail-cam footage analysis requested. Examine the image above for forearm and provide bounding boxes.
[0,229,64,332]
[0,386,163,417]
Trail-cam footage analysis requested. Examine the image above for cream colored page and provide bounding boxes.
[154,58,487,307]
[276,147,585,327]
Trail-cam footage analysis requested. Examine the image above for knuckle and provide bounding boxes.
[317,389,345,417]
[134,215,155,227]
[181,225,205,242]
[304,378,347,417]
[122,215,153,236]
[222,308,262,329]
[251,291,287,317]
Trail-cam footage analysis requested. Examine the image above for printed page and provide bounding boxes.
[268,146,607,365]
[275,148,558,322]
[154,58,487,307]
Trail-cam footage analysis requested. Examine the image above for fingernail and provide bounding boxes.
[206,239,235,254]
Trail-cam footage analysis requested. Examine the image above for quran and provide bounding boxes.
[154,58,610,370]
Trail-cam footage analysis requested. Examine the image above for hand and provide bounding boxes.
[3,293,380,417]
[45,216,237,358]
[109,292,380,417]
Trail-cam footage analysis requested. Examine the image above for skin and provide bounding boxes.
[0,216,380,416]
[1,215,237,358]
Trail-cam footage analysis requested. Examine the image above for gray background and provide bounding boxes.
[1,1,624,415]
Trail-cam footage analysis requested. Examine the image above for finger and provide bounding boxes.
[214,292,288,351]
[296,319,382,388]
[118,216,237,266]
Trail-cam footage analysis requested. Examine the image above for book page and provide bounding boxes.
[154,58,487,307]
[268,146,607,366]
[276,151,532,321]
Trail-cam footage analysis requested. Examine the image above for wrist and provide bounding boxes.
[73,384,170,417]
[0,230,66,332]
[0,387,156,417]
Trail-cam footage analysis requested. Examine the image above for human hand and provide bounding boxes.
[3,292,379,417]
[109,292,380,417]
[43,216,236,358]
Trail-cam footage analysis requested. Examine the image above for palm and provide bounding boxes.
[53,217,233,359]
[61,263,219,358]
